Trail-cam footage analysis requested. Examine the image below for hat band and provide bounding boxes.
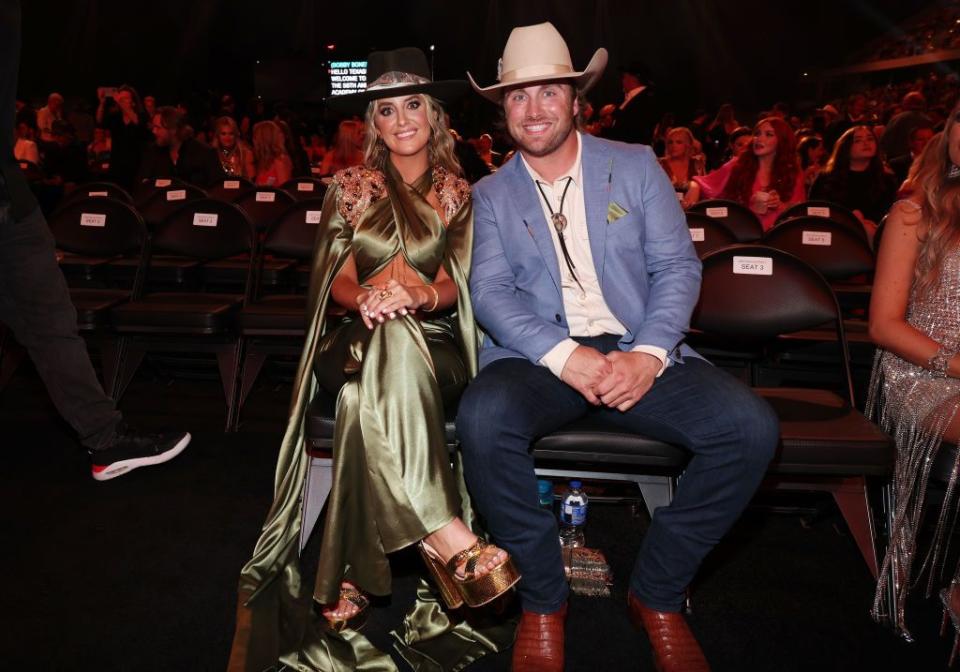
[367,70,431,92]
[499,63,576,84]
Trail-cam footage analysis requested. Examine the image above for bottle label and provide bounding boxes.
[563,504,586,526]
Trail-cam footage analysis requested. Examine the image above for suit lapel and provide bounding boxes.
[508,158,562,293]
[581,134,611,289]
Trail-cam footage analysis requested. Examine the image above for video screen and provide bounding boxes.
[327,61,368,96]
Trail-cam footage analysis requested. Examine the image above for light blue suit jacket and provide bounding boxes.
[469,133,703,370]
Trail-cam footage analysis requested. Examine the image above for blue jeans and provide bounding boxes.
[457,335,778,613]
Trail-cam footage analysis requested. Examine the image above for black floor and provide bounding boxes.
[0,362,956,671]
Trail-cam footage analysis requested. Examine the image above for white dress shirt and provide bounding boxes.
[520,133,669,378]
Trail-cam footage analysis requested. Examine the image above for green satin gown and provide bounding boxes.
[228,162,515,672]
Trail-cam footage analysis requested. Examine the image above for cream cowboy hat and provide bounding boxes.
[468,22,608,103]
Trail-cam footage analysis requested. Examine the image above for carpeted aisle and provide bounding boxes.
[0,368,953,671]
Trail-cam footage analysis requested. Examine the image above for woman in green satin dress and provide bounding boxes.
[228,48,518,672]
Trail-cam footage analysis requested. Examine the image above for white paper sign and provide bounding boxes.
[689,228,705,242]
[101,162,110,170]
[733,256,773,276]
[224,180,240,189]
[88,191,108,197]
[255,191,276,202]
[193,213,219,227]
[297,182,315,192]
[166,189,186,201]
[705,207,729,218]
[19,162,28,170]
[80,213,107,227]
[305,210,323,224]
[807,206,830,217]
[802,230,832,246]
[310,166,322,175]
[155,178,172,187]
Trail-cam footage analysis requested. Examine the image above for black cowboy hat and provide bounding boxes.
[326,47,468,114]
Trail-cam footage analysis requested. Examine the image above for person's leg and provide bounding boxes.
[457,356,589,613]
[0,204,120,448]
[593,357,778,611]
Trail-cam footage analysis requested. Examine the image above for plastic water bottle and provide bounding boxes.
[559,480,588,547]
[537,479,554,511]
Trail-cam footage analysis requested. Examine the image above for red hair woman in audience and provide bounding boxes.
[317,118,364,176]
[868,106,960,642]
[251,119,293,186]
[691,116,805,230]
[658,126,704,208]
[211,116,254,180]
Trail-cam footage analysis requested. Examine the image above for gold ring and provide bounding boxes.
[379,289,393,300]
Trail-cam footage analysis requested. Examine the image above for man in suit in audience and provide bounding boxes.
[889,122,934,188]
[460,21,778,672]
[607,62,662,145]
[0,0,190,481]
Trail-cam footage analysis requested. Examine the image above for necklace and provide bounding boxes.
[534,177,584,293]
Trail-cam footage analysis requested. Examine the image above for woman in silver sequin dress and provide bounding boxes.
[868,108,960,639]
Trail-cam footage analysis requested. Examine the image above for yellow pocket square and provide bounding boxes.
[607,201,628,223]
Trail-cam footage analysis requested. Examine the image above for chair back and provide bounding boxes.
[152,199,255,261]
[685,211,738,259]
[138,183,207,228]
[235,187,297,231]
[133,176,191,206]
[57,181,134,210]
[18,160,44,181]
[692,244,853,403]
[263,199,324,260]
[207,177,255,203]
[687,199,763,242]
[775,200,866,241]
[48,197,147,258]
[761,217,874,281]
[281,177,328,201]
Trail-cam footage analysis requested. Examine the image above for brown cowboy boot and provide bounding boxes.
[628,592,709,672]
[511,603,567,672]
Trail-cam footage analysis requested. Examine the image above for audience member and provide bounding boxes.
[889,122,935,186]
[87,126,112,166]
[43,120,89,188]
[304,132,327,164]
[705,103,740,169]
[609,62,662,144]
[797,134,826,191]
[692,116,804,230]
[97,85,151,189]
[13,117,39,165]
[810,125,897,241]
[727,126,753,161]
[880,91,931,161]
[659,126,704,208]
[317,119,364,176]
[143,94,157,119]
[211,116,255,180]
[36,92,64,143]
[473,132,499,171]
[251,119,293,186]
[825,92,868,149]
[275,118,309,178]
[138,105,225,187]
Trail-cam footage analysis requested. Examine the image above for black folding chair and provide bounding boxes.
[281,177,328,202]
[685,211,738,259]
[687,198,763,242]
[111,200,256,428]
[56,181,134,211]
[774,200,867,243]
[207,177,255,203]
[234,186,297,232]
[692,244,893,585]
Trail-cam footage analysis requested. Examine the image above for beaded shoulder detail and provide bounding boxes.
[332,166,387,228]
[432,165,471,223]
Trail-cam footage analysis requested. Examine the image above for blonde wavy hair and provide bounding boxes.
[362,93,462,176]
[251,120,288,173]
[908,105,960,297]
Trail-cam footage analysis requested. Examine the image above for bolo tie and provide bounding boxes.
[535,177,585,295]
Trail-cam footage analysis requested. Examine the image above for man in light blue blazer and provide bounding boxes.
[457,23,778,672]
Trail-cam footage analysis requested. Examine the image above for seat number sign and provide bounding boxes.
[802,231,832,246]
[689,228,705,241]
[193,213,218,227]
[705,207,729,218]
[733,256,773,275]
[80,213,106,227]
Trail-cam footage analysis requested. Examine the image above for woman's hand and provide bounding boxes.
[358,279,428,327]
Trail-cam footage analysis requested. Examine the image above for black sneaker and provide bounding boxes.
[90,424,191,481]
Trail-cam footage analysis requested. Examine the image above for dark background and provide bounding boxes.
[18,0,946,122]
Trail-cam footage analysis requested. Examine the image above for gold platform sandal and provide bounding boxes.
[323,584,370,632]
[418,539,521,609]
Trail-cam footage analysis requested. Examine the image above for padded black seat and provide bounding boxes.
[237,295,307,333]
[687,199,763,242]
[113,293,243,333]
[759,388,893,476]
[72,288,132,330]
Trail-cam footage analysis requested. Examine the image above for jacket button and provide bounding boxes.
[555,314,562,322]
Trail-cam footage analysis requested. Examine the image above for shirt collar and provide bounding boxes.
[520,131,583,189]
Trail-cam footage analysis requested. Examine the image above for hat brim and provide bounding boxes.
[325,80,469,115]
[468,48,608,104]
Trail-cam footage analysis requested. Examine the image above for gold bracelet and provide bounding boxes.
[424,285,440,312]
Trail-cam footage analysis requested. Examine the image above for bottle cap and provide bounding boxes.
[537,479,552,494]
[570,480,581,489]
